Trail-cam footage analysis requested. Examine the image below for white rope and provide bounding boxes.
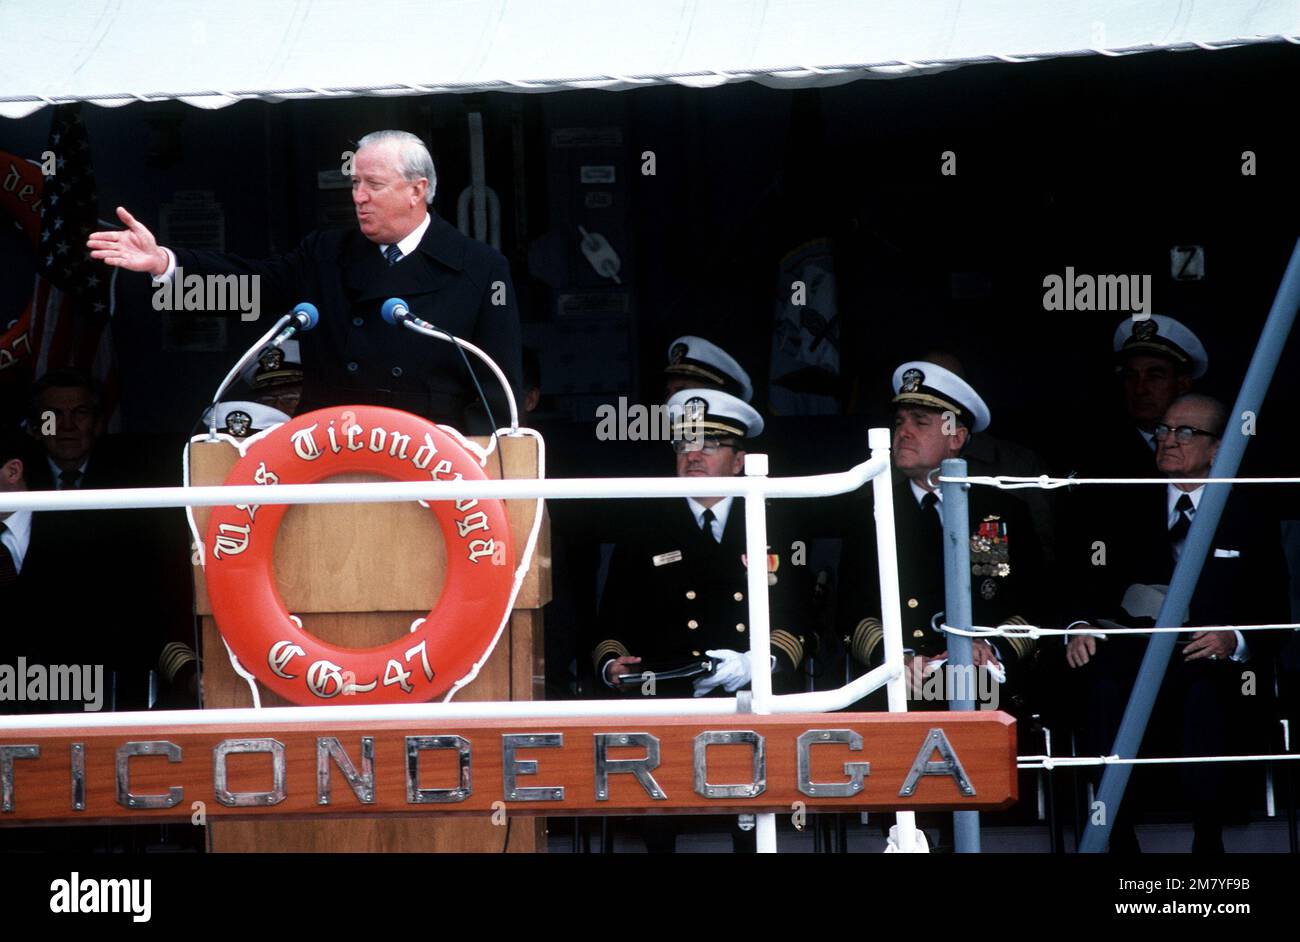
[942,621,1300,640]
[441,426,546,703]
[1020,752,1300,771]
[938,472,1300,490]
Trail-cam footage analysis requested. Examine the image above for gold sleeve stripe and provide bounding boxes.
[158,642,197,684]
[998,616,1036,660]
[851,617,884,666]
[771,629,804,667]
[592,640,631,671]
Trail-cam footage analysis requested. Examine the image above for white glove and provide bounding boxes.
[692,649,776,697]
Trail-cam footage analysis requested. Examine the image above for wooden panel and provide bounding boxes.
[190,435,550,615]
[0,713,1017,826]
[185,423,552,851]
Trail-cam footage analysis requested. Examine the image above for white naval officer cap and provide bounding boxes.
[891,360,991,434]
[200,400,291,439]
[664,336,753,402]
[667,387,764,440]
[1112,314,1208,379]
[242,339,303,389]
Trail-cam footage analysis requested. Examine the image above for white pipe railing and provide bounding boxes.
[0,460,889,513]
[0,430,908,849]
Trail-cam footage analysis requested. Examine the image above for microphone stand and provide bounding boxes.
[204,313,293,441]
[394,318,520,432]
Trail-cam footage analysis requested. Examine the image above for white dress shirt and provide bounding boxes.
[686,496,732,542]
[0,509,33,573]
[1138,427,1157,452]
[379,213,430,262]
[1167,483,1204,558]
[48,456,89,489]
[909,479,942,524]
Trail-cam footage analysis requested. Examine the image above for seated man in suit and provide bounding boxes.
[87,130,521,432]
[1064,393,1291,853]
[837,361,1045,709]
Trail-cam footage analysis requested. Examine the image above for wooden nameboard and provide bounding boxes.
[0,712,1017,824]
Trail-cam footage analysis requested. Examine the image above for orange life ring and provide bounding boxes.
[205,405,515,705]
[0,151,44,379]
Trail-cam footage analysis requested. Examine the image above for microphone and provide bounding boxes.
[380,296,520,431]
[380,297,420,328]
[271,302,320,345]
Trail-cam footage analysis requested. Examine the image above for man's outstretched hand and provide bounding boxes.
[86,206,170,277]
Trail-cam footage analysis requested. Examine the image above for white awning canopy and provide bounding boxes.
[1,0,1296,119]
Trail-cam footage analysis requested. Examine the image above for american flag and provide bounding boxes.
[34,103,120,428]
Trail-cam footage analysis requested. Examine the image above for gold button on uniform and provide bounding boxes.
[736,623,746,632]
[907,598,919,609]
[692,650,701,657]
[913,629,924,639]
[733,592,744,601]
[685,590,696,600]
[687,620,699,630]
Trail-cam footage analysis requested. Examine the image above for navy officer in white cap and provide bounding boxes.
[837,360,1047,706]
[1072,314,1208,479]
[663,336,753,402]
[592,387,810,851]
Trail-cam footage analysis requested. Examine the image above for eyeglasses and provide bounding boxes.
[1154,423,1219,444]
[672,437,738,456]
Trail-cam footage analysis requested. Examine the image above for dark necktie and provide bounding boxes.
[0,524,18,587]
[1168,493,1194,544]
[383,244,403,266]
[700,508,717,543]
[920,491,942,536]
[59,469,83,489]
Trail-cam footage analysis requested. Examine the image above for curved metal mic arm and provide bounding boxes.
[205,313,293,440]
[396,318,520,432]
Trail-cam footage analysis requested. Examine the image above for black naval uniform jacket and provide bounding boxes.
[837,473,1046,670]
[593,498,810,697]
[172,213,522,431]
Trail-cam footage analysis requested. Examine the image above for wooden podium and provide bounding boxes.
[188,433,550,853]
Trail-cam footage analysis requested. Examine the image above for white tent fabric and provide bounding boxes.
[1,0,1296,118]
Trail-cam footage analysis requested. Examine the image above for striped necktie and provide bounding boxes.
[383,244,403,266]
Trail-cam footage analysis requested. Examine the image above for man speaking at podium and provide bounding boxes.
[87,130,522,431]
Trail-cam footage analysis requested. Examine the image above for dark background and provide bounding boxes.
[1,42,1297,482]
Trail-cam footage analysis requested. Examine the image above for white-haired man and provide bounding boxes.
[88,130,521,431]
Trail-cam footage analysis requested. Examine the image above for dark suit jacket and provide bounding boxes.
[174,214,522,431]
[1070,485,1291,661]
[593,498,812,697]
[1,512,157,713]
[837,473,1048,669]
[1067,420,1160,480]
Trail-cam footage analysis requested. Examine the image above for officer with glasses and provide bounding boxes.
[593,388,809,701]
[591,387,811,852]
[1063,392,1291,853]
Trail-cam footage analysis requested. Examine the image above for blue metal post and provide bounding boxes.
[1080,237,1300,852]
[940,457,981,852]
